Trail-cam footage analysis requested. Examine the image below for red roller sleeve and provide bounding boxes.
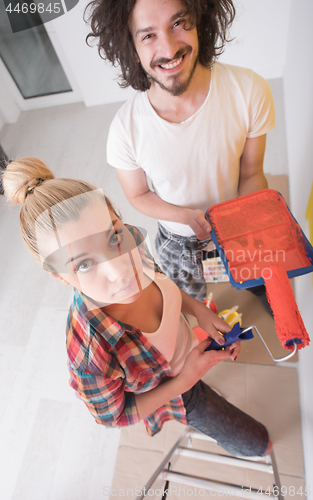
[264,264,310,350]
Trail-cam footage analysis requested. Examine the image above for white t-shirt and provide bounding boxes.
[107,62,276,236]
[142,272,198,376]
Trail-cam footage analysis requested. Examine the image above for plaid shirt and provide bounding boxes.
[66,225,187,436]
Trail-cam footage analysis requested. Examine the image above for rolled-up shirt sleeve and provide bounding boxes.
[68,364,140,427]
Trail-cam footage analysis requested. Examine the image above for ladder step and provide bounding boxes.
[162,470,276,500]
[177,447,273,473]
[188,431,272,463]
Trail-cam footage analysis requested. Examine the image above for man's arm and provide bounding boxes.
[116,168,211,239]
[238,135,268,196]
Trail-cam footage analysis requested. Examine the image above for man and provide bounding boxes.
[86,0,275,302]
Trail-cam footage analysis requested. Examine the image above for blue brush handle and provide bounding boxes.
[205,323,254,351]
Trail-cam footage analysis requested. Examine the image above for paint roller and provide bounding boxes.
[203,189,312,362]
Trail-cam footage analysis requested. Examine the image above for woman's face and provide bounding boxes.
[42,197,146,307]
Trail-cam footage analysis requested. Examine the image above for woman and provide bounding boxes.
[2,157,271,457]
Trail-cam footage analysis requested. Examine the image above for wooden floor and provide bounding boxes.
[0,79,306,500]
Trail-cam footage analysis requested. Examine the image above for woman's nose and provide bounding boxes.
[100,256,128,282]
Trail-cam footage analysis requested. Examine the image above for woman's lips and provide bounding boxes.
[114,272,140,297]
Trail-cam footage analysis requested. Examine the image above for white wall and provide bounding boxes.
[220,0,292,80]
[283,0,313,491]
[0,63,20,125]
[46,0,135,107]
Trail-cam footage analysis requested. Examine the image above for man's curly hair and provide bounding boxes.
[85,0,235,92]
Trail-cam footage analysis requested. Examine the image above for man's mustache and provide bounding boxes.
[151,46,191,69]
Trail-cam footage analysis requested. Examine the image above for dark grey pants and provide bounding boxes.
[182,380,270,457]
[155,223,210,302]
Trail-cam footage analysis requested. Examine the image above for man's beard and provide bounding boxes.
[147,47,199,97]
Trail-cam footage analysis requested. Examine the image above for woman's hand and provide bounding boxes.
[196,306,241,360]
[196,303,232,345]
[181,290,232,345]
[196,307,241,359]
[177,338,239,393]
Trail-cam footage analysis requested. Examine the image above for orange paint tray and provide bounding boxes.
[205,189,313,289]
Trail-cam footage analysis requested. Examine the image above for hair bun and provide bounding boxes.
[2,157,55,205]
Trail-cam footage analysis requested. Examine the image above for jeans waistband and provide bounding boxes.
[158,222,211,249]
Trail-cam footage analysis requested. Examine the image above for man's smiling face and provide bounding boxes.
[129,0,200,96]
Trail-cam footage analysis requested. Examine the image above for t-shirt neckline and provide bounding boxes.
[144,63,215,126]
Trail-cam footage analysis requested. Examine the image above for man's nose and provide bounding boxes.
[157,31,180,61]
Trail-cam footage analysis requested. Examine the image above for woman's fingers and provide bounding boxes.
[212,315,232,335]
[196,339,232,362]
[225,341,241,360]
[197,338,212,351]
[197,337,241,362]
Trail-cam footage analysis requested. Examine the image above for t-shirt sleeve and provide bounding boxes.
[247,71,276,138]
[107,111,141,171]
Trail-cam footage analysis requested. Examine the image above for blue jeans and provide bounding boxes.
[182,380,270,457]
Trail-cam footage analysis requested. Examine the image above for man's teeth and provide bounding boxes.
[160,56,183,69]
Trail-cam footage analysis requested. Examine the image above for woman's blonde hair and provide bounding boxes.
[2,157,119,264]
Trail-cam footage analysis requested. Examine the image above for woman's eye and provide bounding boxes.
[109,228,123,247]
[75,259,95,274]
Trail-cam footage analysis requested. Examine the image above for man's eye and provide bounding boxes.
[173,19,184,28]
[75,259,95,274]
[142,33,154,41]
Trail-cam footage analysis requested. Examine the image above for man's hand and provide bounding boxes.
[185,209,211,240]
[116,169,212,239]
